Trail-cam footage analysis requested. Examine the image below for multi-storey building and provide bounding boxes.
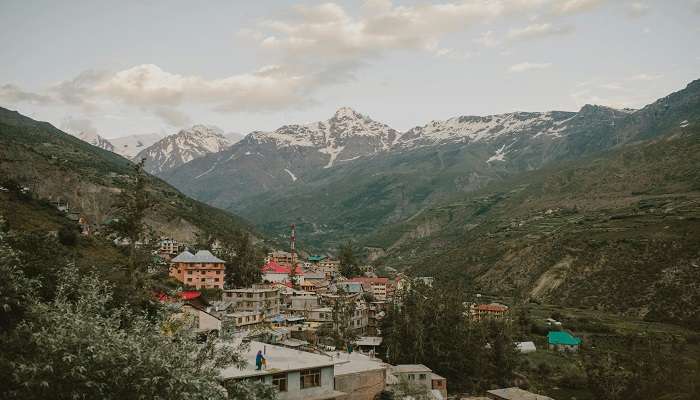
[349,277,393,300]
[169,250,225,289]
[223,287,281,319]
[265,250,295,266]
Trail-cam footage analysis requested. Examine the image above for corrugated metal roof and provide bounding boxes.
[547,331,581,345]
[172,250,225,263]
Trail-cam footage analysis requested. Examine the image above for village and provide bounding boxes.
[157,226,583,400]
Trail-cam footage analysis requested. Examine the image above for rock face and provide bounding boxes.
[135,125,231,175]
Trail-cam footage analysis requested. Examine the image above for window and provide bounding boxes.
[216,271,221,275]
[214,278,220,282]
[187,270,193,275]
[419,374,427,380]
[272,373,287,392]
[187,278,192,282]
[300,369,321,389]
[201,278,205,282]
[407,374,415,381]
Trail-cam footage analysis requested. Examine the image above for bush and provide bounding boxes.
[58,225,78,246]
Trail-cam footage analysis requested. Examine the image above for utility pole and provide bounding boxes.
[288,223,297,287]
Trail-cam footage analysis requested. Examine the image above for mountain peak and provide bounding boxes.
[180,124,224,137]
[332,107,363,120]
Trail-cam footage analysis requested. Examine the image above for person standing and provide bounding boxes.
[255,350,265,370]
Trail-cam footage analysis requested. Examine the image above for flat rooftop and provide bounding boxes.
[331,352,388,375]
[486,387,554,400]
[219,341,335,379]
[391,364,432,374]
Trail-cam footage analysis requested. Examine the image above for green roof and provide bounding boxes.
[308,255,327,262]
[547,331,582,346]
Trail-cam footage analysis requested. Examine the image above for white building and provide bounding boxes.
[220,341,345,400]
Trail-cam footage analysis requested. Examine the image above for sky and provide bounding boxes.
[1,0,699,139]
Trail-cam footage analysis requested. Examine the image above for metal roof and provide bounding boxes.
[172,250,225,263]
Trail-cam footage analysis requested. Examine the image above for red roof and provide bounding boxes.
[350,277,389,285]
[179,291,201,300]
[261,260,303,275]
[155,290,202,303]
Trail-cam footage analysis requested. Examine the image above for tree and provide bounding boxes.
[0,263,277,400]
[107,159,157,284]
[218,231,262,288]
[339,241,361,278]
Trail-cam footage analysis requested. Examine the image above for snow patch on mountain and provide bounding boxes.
[487,144,508,163]
[136,124,231,175]
[69,131,115,152]
[284,169,298,181]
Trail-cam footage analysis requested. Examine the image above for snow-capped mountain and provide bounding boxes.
[135,125,231,175]
[111,133,162,159]
[249,107,399,168]
[68,131,115,152]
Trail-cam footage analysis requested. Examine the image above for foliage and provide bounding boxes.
[339,241,361,278]
[217,231,263,289]
[381,278,521,393]
[582,335,699,400]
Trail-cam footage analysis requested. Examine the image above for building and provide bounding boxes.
[471,303,509,321]
[333,352,388,400]
[261,260,305,285]
[367,301,386,336]
[319,259,340,277]
[388,364,447,399]
[335,281,365,295]
[158,238,181,257]
[547,331,582,352]
[224,310,265,331]
[349,277,392,300]
[516,341,537,354]
[308,255,327,264]
[180,303,221,332]
[266,250,295,266]
[354,336,382,354]
[169,250,225,289]
[219,341,346,400]
[223,287,281,319]
[486,387,554,400]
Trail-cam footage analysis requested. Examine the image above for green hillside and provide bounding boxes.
[233,79,700,251]
[370,128,700,328]
[0,107,254,243]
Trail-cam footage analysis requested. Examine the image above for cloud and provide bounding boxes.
[0,84,53,105]
[509,62,552,72]
[553,0,606,15]
[474,30,502,47]
[625,2,650,18]
[153,107,192,127]
[627,73,663,81]
[507,23,573,40]
[60,117,98,136]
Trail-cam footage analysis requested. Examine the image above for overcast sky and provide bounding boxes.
[1,0,698,139]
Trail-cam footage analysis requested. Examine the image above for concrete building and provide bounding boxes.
[226,310,265,330]
[470,303,510,321]
[223,287,281,319]
[220,341,345,400]
[333,352,388,400]
[158,238,181,257]
[349,277,392,300]
[388,364,447,399]
[179,303,221,332]
[169,250,226,289]
[266,250,295,266]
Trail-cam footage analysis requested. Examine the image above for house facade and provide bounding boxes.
[223,287,281,319]
[169,250,225,289]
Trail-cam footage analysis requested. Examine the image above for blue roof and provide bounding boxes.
[547,331,582,346]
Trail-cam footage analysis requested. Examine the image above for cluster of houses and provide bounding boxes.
[160,244,581,399]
